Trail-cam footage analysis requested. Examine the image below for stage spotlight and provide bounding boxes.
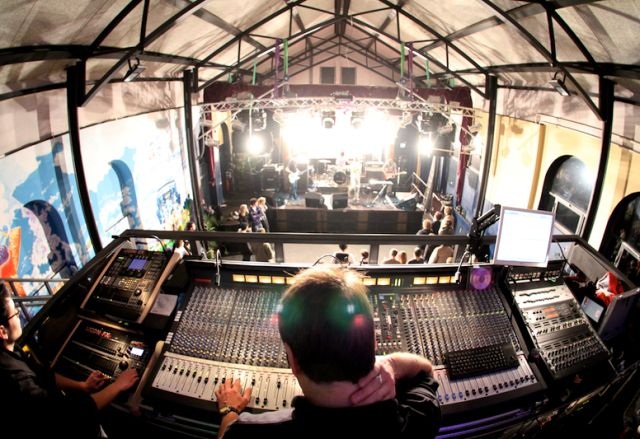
[351,111,364,129]
[251,109,267,131]
[419,133,433,155]
[247,135,265,155]
[322,110,335,129]
[416,112,432,134]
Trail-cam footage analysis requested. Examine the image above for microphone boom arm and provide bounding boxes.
[466,204,501,260]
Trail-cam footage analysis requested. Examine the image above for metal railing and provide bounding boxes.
[1,276,69,323]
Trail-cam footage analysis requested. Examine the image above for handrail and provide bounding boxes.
[1,277,69,323]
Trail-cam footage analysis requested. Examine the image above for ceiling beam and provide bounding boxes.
[478,0,602,119]
[82,0,212,106]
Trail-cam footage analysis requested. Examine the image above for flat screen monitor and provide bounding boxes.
[493,206,555,268]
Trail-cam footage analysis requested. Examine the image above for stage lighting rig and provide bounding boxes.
[322,110,336,129]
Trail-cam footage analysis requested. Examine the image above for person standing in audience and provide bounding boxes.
[398,251,408,264]
[0,282,139,438]
[237,204,250,232]
[431,211,443,235]
[250,229,274,263]
[417,218,433,248]
[214,266,440,438]
[359,250,370,265]
[248,198,264,232]
[408,247,424,264]
[428,221,455,264]
[383,248,401,264]
[333,243,355,265]
[443,206,455,230]
[256,196,270,232]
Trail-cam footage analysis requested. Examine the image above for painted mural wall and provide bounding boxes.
[0,107,194,297]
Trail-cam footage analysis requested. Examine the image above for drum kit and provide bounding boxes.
[294,158,407,206]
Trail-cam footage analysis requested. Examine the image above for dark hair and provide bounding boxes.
[186,221,196,231]
[0,282,11,325]
[339,243,348,251]
[278,266,375,383]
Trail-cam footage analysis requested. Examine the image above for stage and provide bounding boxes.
[265,187,422,234]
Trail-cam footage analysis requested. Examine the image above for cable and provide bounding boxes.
[215,249,221,286]
[454,250,471,284]
[148,235,167,253]
[312,254,343,266]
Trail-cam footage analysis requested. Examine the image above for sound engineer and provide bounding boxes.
[0,283,139,438]
[215,266,441,438]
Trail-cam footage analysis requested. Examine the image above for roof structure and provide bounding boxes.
[0,0,637,121]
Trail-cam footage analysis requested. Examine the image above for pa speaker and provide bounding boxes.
[332,192,348,209]
[263,190,284,208]
[305,192,324,208]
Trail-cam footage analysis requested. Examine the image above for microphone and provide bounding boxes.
[215,250,222,286]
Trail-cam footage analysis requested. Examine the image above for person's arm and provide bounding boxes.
[350,352,433,406]
[90,368,139,410]
[55,370,107,393]
[215,377,252,439]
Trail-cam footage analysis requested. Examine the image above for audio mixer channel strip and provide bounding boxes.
[143,283,544,416]
[512,281,610,380]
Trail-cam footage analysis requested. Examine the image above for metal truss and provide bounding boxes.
[202,96,476,118]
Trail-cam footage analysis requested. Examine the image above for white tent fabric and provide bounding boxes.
[0,1,638,141]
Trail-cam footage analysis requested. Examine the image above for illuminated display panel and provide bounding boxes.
[493,206,555,268]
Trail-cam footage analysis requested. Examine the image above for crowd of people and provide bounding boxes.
[378,205,456,265]
[235,196,274,262]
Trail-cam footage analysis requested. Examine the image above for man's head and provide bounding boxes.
[0,282,22,349]
[278,266,374,384]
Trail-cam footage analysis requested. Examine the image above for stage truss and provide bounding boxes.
[197,96,480,150]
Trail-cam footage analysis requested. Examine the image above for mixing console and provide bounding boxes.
[512,281,610,379]
[145,282,543,416]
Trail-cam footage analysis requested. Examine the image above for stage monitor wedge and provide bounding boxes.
[305,192,324,208]
[332,192,348,209]
[493,206,555,268]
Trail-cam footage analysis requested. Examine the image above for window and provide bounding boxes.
[551,198,584,234]
[341,67,356,85]
[539,156,592,236]
[320,67,335,84]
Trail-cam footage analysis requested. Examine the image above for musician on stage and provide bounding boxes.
[349,159,362,202]
[285,159,299,201]
[382,157,398,197]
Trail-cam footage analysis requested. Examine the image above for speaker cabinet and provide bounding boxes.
[305,192,325,208]
[332,192,348,209]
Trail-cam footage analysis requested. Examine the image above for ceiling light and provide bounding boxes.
[549,72,569,96]
[124,57,145,82]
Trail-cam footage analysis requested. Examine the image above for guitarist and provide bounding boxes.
[285,159,300,201]
[382,158,398,197]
